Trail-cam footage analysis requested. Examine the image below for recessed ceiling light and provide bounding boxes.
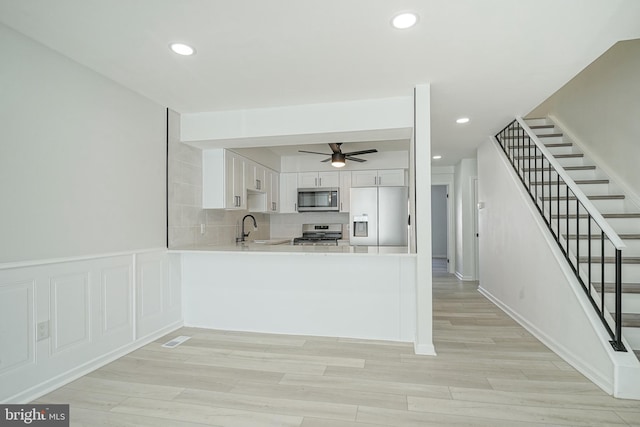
[170,43,195,56]
[432,155,442,160]
[456,117,470,124]
[392,12,418,29]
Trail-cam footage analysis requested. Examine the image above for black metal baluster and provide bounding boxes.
[613,249,624,351]
[588,218,592,294]
[557,177,561,243]
[566,186,570,256]
[601,232,605,320]
[576,200,580,273]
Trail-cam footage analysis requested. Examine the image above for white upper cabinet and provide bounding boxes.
[279,173,298,213]
[266,169,279,213]
[203,149,246,209]
[339,171,351,213]
[203,149,280,211]
[246,161,266,192]
[351,169,405,187]
[297,171,339,188]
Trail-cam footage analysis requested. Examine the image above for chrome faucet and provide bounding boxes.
[237,214,258,243]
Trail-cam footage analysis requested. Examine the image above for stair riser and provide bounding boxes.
[572,240,640,258]
[587,264,640,283]
[510,156,585,167]
[555,157,588,167]
[531,127,559,136]
[525,170,598,182]
[524,118,552,127]
[543,199,627,215]
[556,218,640,235]
[508,146,575,156]
[530,183,612,197]
[605,293,640,315]
[622,327,640,350]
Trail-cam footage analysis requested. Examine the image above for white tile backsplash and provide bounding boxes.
[270,212,348,238]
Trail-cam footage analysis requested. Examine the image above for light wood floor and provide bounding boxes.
[35,274,640,426]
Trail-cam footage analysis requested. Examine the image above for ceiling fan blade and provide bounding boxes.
[320,157,332,163]
[299,150,330,155]
[344,149,378,156]
[328,143,342,153]
[347,157,367,163]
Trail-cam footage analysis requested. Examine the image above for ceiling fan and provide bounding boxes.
[298,143,378,168]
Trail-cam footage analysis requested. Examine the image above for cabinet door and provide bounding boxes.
[232,154,245,209]
[279,173,298,213]
[298,172,318,188]
[224,152,237,208]
[318,171,339,188]
[339,171,351,212]
[351,170,378,187]
[246,161,265,192]
[270,171,279,212]
[377,169,405,186]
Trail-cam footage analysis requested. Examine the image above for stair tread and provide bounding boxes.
[531,179,609,185]
[518,124,555,129]
[613,313,640,328]
[541,194,624,201]
[538,133,564,138]
[514,153,584,159]
[596,282,640,294]
[578,256,640,264]
[507,143,572,148]
[523,166,596,171]
[565,234,640,240]
[552,213,640,219]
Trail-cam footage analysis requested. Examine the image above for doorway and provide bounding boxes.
[431,185,448,274]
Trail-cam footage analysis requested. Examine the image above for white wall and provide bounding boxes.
[180,97,413,145]
[0,23,166,263]
[477,136,640,398]
[529,39,640,204]
[431,186,448,258]
[454,158,477,280]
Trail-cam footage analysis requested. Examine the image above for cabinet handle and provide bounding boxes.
[256,179,261,190]
[315,177,318,187]
[378,176,382,185]
[319,177,322,186]
[294,203,297,211]
[340,202,343,211]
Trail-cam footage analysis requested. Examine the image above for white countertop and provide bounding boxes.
[170,241,413,255]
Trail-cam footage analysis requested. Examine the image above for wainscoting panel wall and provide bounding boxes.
[0,280,35,375]
[0,250,182,403]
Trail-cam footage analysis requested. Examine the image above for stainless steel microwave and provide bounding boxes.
[297,188,339,212]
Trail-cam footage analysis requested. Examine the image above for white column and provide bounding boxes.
[414,84,435,355]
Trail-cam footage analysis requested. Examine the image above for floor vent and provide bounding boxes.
[161,335,191,348]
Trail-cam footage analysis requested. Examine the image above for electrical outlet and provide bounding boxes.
[37,321,49,341]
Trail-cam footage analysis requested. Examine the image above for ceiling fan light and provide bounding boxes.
[331,152,346,168]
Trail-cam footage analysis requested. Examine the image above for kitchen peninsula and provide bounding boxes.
[172,244,417,342]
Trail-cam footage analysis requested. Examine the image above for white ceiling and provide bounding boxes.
[1,0,639,165]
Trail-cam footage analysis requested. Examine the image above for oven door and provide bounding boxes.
[297,188,339,212]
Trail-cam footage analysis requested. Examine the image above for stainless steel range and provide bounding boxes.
[293,224,343,246]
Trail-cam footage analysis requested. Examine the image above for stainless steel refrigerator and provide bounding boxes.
[349,186,409,246]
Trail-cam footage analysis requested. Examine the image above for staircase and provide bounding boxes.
[495,117,640,360]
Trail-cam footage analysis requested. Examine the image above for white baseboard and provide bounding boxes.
[414,342,436,356]
[8,321,183,404]
[455,271,475,281]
